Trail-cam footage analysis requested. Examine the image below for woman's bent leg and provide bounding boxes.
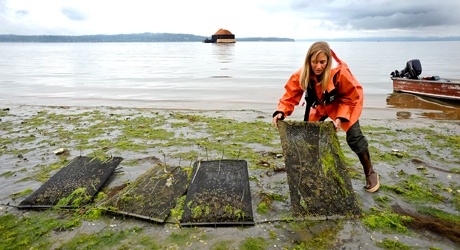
[346,120,380,193]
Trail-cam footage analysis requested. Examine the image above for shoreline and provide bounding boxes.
[1,91,459,121]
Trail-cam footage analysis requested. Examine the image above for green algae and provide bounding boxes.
[239,236,268,250]
[166,231,189,247]
[0,170,14,178]
[363,208,412,234]
[256,201,269,215]
[57,225,145,250]
[381,173,447,204]
[360,124,459,166]
[55,187,91,208]
[376,238,412,249]
[0,211,82,250]
[289,220,345,250]
[10,188,33,200]
[210,240,237,250]
[138,236,162,249]
[166,227,207,247]
[170,195,187,224]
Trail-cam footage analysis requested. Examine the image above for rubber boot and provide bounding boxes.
[358,149,380,193]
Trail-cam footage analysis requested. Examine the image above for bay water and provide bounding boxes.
[1,41,459,112]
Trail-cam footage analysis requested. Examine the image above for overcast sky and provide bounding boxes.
[1,0,459,39]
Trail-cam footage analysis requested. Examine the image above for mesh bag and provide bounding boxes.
[277,121,361,218]
[18,156,122,209]
[100,164,188,223]
[180,160,254,226]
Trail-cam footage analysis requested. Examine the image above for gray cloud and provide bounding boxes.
[61,8,86,21]
[290,0,460,31]
[15,10,28,18]
[0,0,29,33]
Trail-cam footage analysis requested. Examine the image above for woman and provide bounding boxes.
[272,41,380,193]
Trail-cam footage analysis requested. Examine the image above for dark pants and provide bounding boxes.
[346,120,368,155]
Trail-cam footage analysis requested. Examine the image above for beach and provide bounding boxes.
[1,100,459,249]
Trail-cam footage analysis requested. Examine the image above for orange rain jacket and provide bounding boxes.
[275,50,363,132]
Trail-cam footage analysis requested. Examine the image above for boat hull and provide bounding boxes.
[392,77,460,101]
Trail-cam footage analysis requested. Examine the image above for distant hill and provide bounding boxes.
[297,36,460,42]
[0,32,295,43]
[0,33,205,42]
[237,37,294,42]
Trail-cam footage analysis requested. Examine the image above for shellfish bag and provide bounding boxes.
[401,59,422,79]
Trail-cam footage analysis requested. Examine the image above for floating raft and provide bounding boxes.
[277,121,361,218]
[180,160,254,226]
[18,156,123,209]
[100,164,188,223]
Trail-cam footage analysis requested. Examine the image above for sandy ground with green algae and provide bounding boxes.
[0,103,459,250]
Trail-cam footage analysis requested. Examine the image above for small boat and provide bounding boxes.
[202,38,214,43]
[390,59,460,101]
[391,77,460,101]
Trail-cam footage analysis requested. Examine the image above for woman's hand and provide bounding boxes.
[334,118,342,132]
[273,113,283,128]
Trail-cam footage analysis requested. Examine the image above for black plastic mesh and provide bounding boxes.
[18,156,122,209]
[277,121,361,218]
[180,160,254,226]
[100,165,188,223]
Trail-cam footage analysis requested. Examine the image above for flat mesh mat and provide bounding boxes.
[99,165,188,223]
[180,160,254,226]
[18,156,123,209]
[277,121,361,218]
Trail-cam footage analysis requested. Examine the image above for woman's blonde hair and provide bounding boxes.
[300,41,332,91]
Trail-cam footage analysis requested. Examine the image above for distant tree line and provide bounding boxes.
[297,37,460,42]
[238,37,295,42]
[0,32,295,43]
[0,33,206,42]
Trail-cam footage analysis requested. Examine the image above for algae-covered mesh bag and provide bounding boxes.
[277,121,361,218]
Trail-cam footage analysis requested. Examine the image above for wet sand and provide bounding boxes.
[0,95,459,249]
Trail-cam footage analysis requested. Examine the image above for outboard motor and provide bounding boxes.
[401,59,422,79]
[390,59,422,79]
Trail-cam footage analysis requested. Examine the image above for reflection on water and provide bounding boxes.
[386,92,460,120]
[211,43,235,78]
[212,43,235,64]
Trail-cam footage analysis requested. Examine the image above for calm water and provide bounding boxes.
[1,41,459,111]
